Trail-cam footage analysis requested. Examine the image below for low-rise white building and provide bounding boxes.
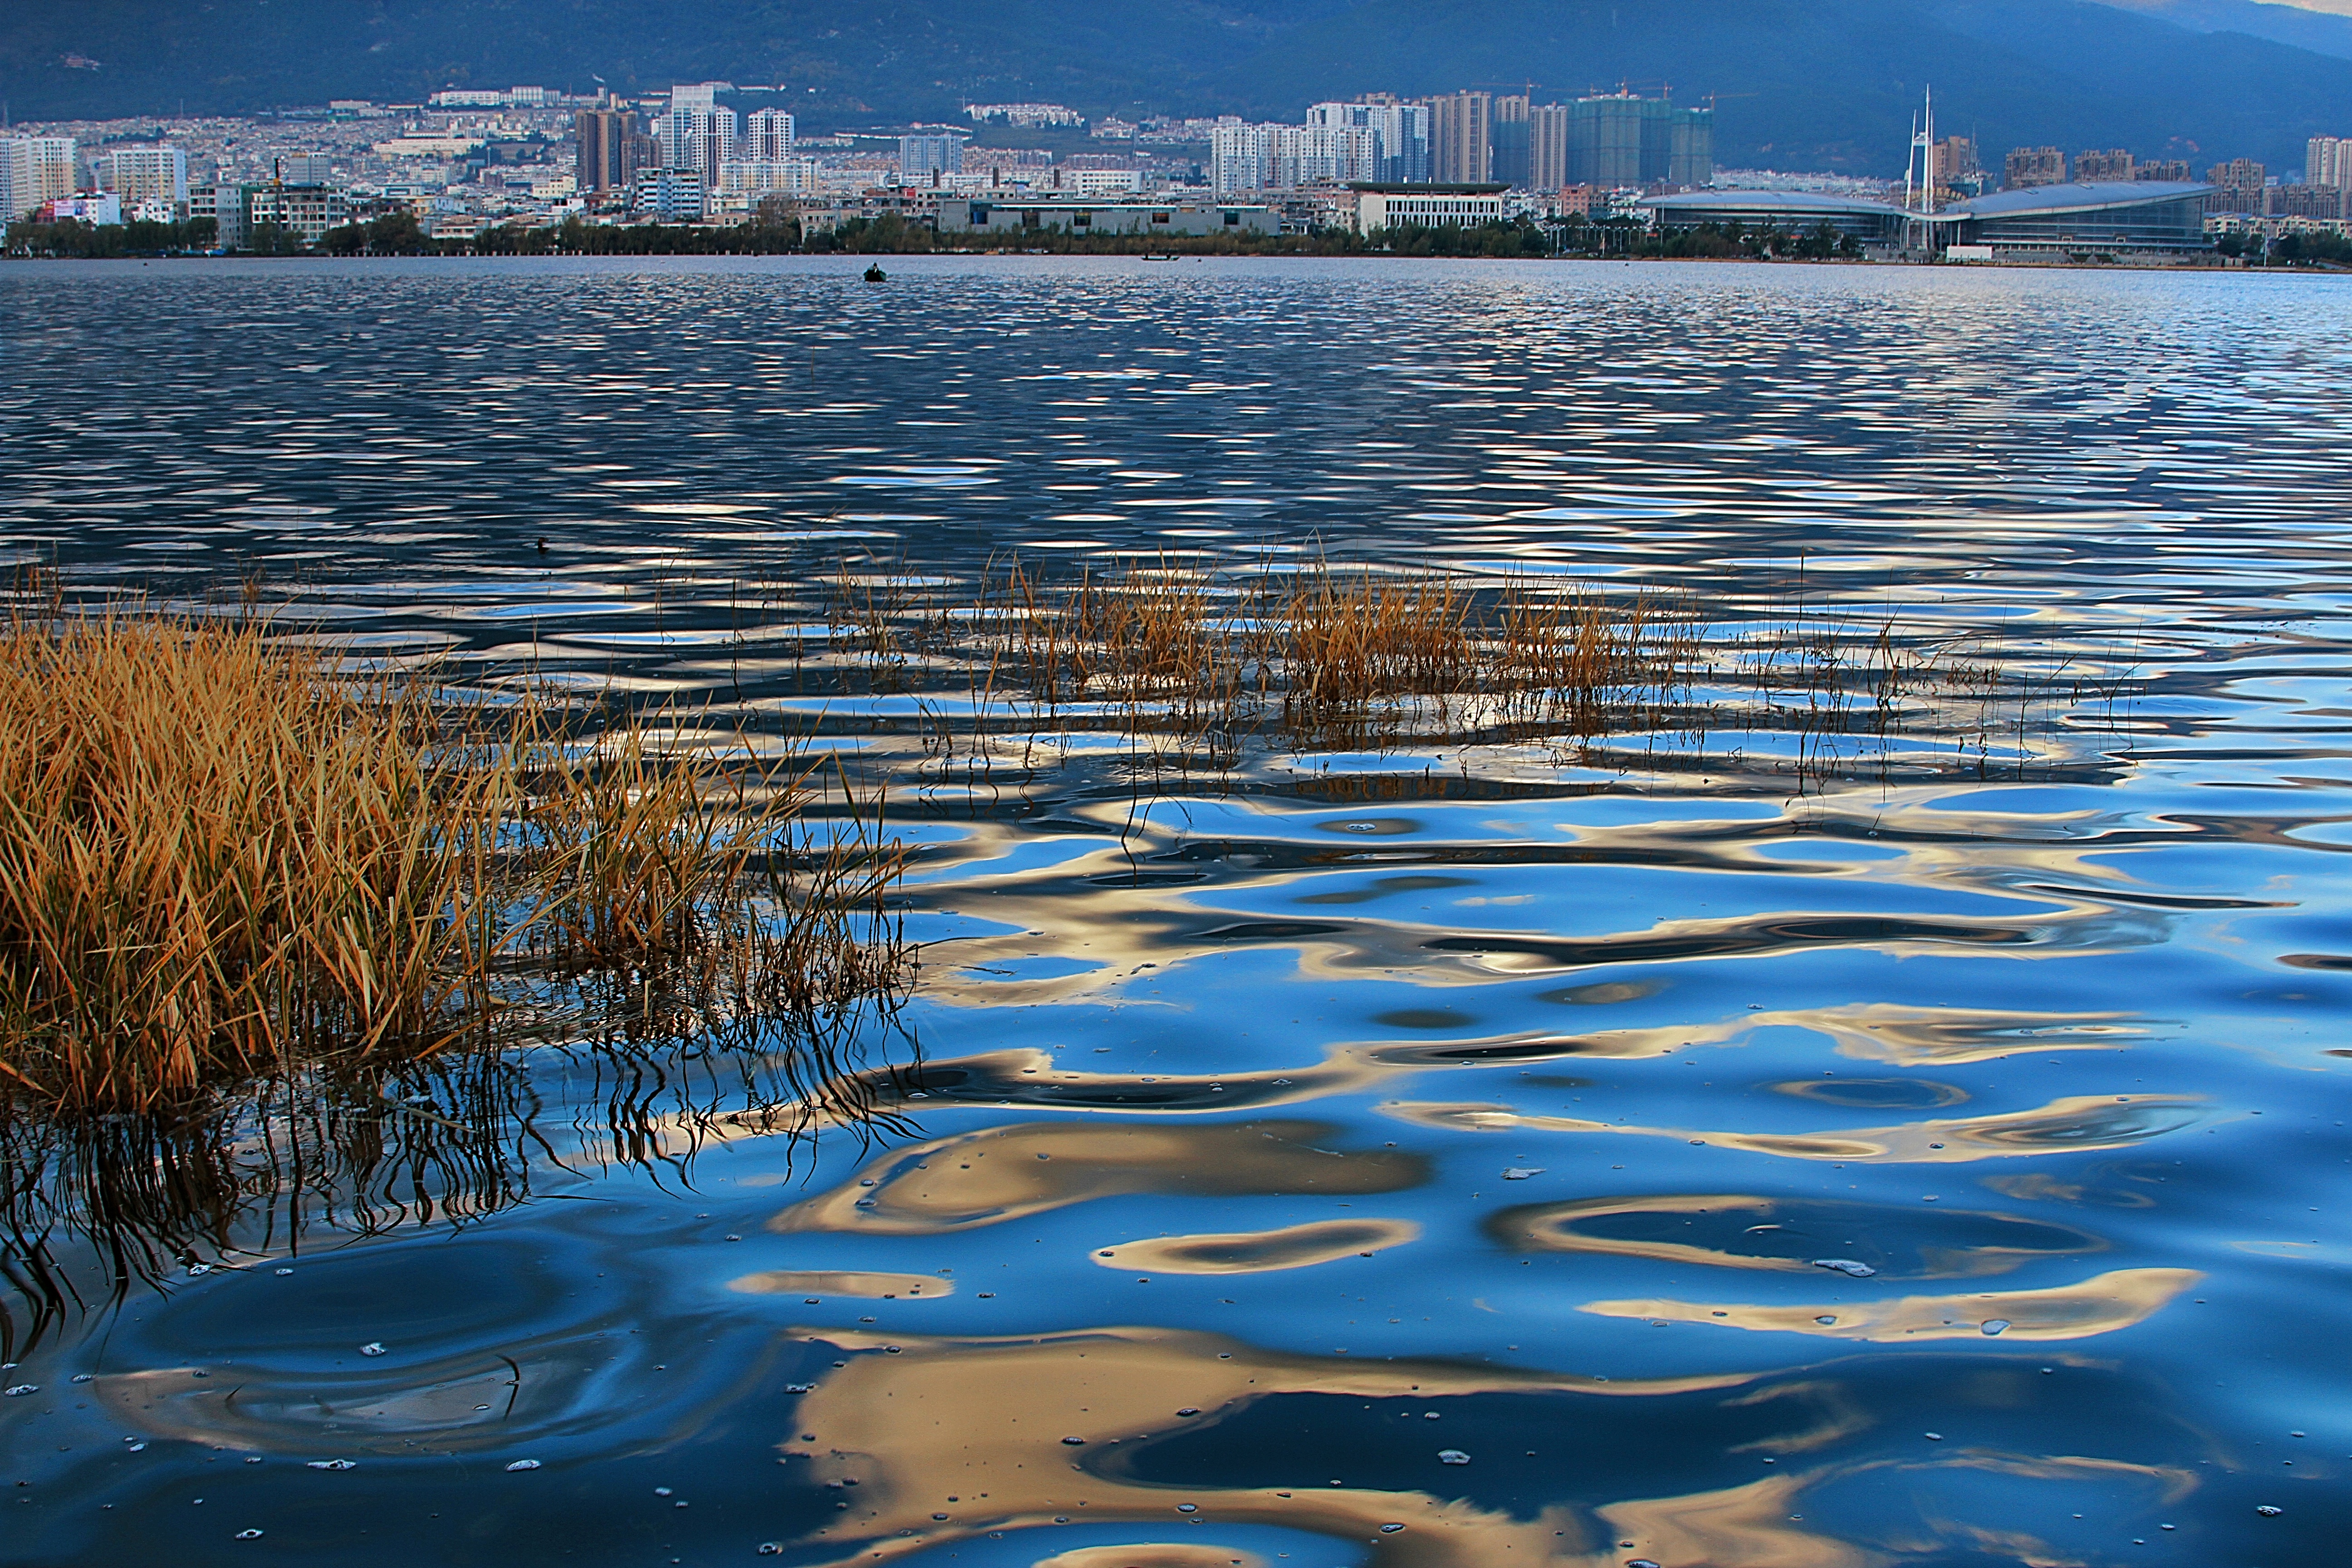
[1034,167,1145,197]
[718,159,817,197]
[1352,184,1507,231]
[631,168,706,220]
[41,193,122,225]
[937,196,1275,237]
[246,183,352,244]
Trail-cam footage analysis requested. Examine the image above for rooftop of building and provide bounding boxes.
[1950,180,2216,218]
[1347,182,1509,195]
[1638,189,1908,217]
[949,195,1268,208]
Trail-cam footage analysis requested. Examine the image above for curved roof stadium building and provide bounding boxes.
[1642,181,2216,261]
[1942,181,2214,257]
[1638,189,1910,243]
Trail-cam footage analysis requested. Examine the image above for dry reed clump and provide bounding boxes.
[984,560,1245,715]
[961,559,1702,746]
[0,615,912,1114]
[1279,569,1476,721]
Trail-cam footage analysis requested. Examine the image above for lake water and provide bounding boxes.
[3,256,2350,1567]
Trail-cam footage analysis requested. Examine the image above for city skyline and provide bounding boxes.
[5,0,2352,178]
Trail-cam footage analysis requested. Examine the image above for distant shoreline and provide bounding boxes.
[4,251,2330,274]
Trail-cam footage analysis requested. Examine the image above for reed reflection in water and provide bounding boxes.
[0,1008,918,1362]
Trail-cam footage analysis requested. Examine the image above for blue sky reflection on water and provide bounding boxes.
[1,256,2350,1567]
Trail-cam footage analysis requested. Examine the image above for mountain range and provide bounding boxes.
[5,0,2351,176]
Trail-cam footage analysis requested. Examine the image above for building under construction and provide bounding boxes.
[1529,93,1712,189]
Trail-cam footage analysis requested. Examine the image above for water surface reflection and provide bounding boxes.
[3,258,2349,1566]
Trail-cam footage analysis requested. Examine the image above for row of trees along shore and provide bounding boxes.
[0,210,1787,260]
[8,210,2348,266]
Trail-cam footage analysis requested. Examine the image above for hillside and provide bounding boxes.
[3,0,2349,175]
[2092,0,2352,61]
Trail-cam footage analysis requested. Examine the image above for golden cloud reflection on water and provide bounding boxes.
[1548,1001,2153,1068]
[1582,1265,2201,1342]
[1031,1548,1268,1568]
[1381,1093,2206,1162]
[730,1269,956,1299]
[770,1119,1427,1235]
[892,801,2183,1022]
[1093,1218,1421,1274]
[774,1322,1838,1568]
[1489,1193,2101,1279]
[1593,1475,1885,1568]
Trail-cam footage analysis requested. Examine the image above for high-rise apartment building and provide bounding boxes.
[743,109,796,162]
[1210,122,1262,193]
[657,98,736,182]
[1529,103,1572,191]
[2266,183,2346,220]
[1428,93,1492,184]
[2205,157,2265,213]
[1561,94,1711,188]
[1,137,79,220]
[1212,121,1379,192]
[1490,95,1531,189]
[898,134,965,183]
[2135,159,2191,182]
[575,109,639,191]
[1935,137,1978,179]
[97,146,189,206]
[2074,148,2134,181]
[2310,136,2348,190]
[1304,99,1429,183]
[2004,147,2065,189]
[1665,103,1713,187]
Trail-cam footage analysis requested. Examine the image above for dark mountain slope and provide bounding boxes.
[2090,0,2352,62]
[3,0,2347,175]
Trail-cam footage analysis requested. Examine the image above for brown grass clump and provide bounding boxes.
[0,614,911,1114]
[1008,562,1242,714]
[1279,568,1476,723]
